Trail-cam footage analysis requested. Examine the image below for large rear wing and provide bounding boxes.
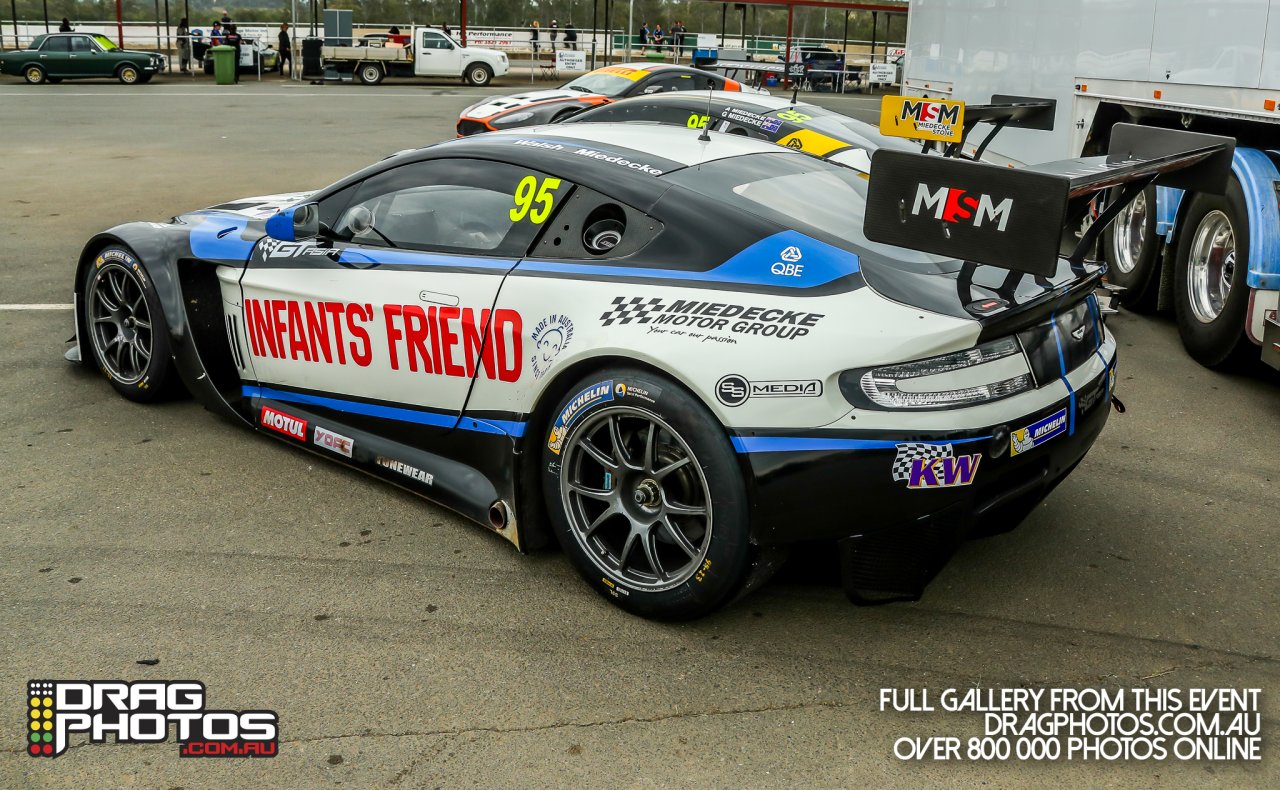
[862,124,1235,276]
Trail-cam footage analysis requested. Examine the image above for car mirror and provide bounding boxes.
[265,202,319,242]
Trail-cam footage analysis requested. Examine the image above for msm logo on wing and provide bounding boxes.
[898,99,962,126]
[912,184,1014,232]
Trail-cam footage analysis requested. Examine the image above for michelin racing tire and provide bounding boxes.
[542,369,752,619]
[1173,179,1253,369]
[81,246,178,403]
[1102,184,1161,313]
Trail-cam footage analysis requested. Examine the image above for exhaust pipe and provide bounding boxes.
[488,501,509,531]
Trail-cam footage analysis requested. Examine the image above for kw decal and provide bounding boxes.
[891,442,980,489]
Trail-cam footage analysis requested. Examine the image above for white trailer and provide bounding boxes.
[903,0,1280,370]
[323,26,509,86]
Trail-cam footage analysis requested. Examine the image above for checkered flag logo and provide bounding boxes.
[891,442,953,482]
[599,296,666,326]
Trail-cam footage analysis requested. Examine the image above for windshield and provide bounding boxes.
[562,68,640,96]
[663,153,955,272]
[93,34,118,51]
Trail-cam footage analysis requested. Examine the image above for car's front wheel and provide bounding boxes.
[24,65,46,84]
[81,246,178,402]
[117,64,141,84]
[542,369,754,619]
[466,63,493,86]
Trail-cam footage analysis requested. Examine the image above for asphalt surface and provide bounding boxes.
[1,78,1277,788]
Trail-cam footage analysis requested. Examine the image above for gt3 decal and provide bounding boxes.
[891,443,981,489]
[1010,408,1068,456]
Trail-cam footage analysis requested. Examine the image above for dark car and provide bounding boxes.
[0,32,164,84]
[569,91,915,173]
[456,61,759,136]
[782,45,845,89]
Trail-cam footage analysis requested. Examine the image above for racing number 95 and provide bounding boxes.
[686,114,709,129]
[511,175,562,224]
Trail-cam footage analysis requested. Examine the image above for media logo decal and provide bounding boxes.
[715,375,823,406]
[1010,408,1068,456]
[912,184,1014,231]
[24,679,278,759]
[891,443,981,489]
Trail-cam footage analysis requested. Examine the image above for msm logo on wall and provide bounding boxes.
[912,184,1014,231]
[24,680,278,759]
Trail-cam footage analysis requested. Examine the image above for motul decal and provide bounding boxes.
[260,405,307,440]
[243,299,523,382]
[912,184,1013,231]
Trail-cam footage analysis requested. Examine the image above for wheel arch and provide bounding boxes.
[74,227,248,423]
[512,352,752,553]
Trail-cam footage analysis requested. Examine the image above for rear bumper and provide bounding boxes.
[740,352,1116,598]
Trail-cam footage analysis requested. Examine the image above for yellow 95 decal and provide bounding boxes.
[686,113,709,129]
[510,175,562,224]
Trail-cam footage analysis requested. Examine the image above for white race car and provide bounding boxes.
[67,122,1231,618]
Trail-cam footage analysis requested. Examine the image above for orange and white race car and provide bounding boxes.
[456,62,754,136]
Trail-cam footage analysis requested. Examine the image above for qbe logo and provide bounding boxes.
[24,679,279,759]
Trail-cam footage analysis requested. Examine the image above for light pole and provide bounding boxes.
[626,0,633,61]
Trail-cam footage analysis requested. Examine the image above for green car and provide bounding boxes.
[0,32,164,84]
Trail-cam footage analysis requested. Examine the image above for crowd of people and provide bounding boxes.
[526,19,690,58]
[527,19,580,52]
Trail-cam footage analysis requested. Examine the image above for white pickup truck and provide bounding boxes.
[323,26,509,86]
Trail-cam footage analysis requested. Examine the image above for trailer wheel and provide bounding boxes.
[466,63,493,87]
[1173,178,1253,369]
[1103,184,1161,313]
[356,63,384,85]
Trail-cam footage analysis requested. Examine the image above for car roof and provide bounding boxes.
[593,61,688,74]
[484,121,792,167]
[618,90,808,112]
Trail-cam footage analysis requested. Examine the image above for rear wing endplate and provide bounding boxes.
[863,124,1235,276]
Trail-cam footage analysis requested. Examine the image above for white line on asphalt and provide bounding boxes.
[0,304,73,310]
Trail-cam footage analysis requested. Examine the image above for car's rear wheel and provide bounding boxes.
[82,246,178,403]
[1103,184,1162,313]
[24,65,46,84]
[117,64,140,84]
[542,369,754,619]
[466,63,493,86]
[357,63,384,85]
[1173,180,1253,368]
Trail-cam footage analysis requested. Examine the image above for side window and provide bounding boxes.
[70,36,96,53]
[421,32,453,50]
[41,36,70,52]
[640,73,714,94]
[335,159,571,257]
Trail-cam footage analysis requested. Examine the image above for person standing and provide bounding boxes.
[671,20,686,61]
[442,23,451,38]
[639,21,650,54]
[564,22,577,51]
[224,23,241,83]
[277,21,291,78]
[209,21,224,45]
[529,20,540,56]
[177,17,192,74]
[58,18,72,32]
[653,23,665,55]
[549,19,559,50]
